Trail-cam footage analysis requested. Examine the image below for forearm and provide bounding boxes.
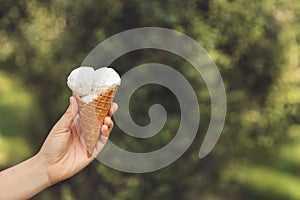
[0,153,51,200]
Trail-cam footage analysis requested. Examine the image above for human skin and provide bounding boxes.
[0,96,118,200]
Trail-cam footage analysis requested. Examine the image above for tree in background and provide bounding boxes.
[0,0,300,199]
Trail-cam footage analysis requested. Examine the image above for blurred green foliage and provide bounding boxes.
[0,0,300,199]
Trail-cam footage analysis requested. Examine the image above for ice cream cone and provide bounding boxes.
[74,86,118,157]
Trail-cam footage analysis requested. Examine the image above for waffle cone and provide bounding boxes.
[74,86,118,157]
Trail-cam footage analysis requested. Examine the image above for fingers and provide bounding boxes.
[101,125,109,137]
[109,102,118,117]
[93,117,113,157]
[101,102,117,136]
[89,103,117,158]
[92,132,109,157]
[101,117,114,137]
[52,97,78,133]
[70,96,79,117]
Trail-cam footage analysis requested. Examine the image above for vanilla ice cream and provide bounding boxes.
[92,67,121,96]
[67,67,94,96]
[67,66,121,102]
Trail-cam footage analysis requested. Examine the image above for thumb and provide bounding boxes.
[52,96,78,133]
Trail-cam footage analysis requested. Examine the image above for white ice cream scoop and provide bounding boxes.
[92,67,121,96]
[67,66,121,102]
[67,66,94,97]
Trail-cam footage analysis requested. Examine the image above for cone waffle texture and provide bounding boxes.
[74,86,118,157]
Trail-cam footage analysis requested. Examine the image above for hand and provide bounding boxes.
[0,97,117,200]
[37,96,118,184]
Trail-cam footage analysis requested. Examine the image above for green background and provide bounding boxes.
[1,0,300,199]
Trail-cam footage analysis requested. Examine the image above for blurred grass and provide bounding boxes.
[279,125,300,167]
[224,163,300,200]
[0,71,32,167]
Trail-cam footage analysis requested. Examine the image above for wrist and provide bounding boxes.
[32,153,52,189]
[0,153,52,199]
